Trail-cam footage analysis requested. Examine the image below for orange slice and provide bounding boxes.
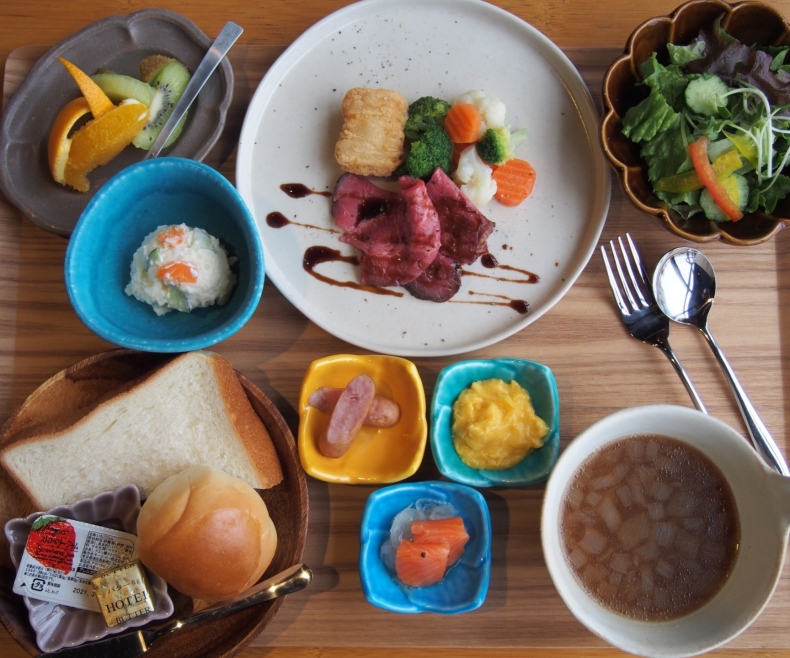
[63,101,149,193]
[48,97,92,185]
[58,57,114,120]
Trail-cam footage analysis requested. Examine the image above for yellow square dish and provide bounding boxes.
[298,354,427,484]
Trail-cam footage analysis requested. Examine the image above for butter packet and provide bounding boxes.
[92,562,155,627]
[12,515,137,612]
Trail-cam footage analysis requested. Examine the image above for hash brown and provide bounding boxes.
[334,88,408,177]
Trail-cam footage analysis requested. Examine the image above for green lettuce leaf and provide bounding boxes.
[640,54,689,109]
[657,188,703,219]
[668,41,707,67]
[748,174,790,213]
[638,119,688,183]
[622,89,679,144]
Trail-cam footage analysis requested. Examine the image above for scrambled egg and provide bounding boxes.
[451,378,548,470]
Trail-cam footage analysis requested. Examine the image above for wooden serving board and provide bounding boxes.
[2,44,790,656]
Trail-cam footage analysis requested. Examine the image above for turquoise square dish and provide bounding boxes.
[359,480,491,614]
[431,358,560,487]
[64,158,264,352]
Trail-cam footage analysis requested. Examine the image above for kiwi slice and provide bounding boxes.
[139,55,177,84]
[91,73,156,105]
[132,61,191,151]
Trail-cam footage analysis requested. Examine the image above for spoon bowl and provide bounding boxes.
[652,247,789,476]
[653,248,716,329]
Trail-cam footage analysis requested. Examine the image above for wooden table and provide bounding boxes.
[2,1,790,656]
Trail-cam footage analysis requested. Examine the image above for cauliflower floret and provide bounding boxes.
[453,145,497,208]
[453,89,506,132]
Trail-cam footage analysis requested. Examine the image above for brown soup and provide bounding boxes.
[560,435,739,621]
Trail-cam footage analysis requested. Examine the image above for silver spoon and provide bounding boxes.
[145,20,243,159]
[653,246,789,476]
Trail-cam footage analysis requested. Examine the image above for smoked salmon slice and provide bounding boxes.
[411,516,470,565]
[395,539,450,587]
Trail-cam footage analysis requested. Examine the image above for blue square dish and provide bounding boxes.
[359,480,491,614]
[64,157,264,352]
[431,358,560,487]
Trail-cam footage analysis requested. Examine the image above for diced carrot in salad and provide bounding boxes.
[157,261,198,284]
[157,225,188,247]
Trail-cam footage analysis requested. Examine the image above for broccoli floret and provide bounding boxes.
[476,128,513,165]
[475,126,528,165]
[404,96,451,140]
[404,124,453,179]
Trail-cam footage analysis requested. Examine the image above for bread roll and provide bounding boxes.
[136,464,277,602]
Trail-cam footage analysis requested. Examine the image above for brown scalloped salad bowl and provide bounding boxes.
[601,0,790,245]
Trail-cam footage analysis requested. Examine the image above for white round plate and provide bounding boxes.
[236,0,610,357]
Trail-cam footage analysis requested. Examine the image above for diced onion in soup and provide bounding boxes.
[560,435,739,621]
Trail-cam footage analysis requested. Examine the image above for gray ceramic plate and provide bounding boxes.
[0,8,233,237]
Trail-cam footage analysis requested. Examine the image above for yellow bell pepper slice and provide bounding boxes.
[724,131,759,168]
[655,148,743,194]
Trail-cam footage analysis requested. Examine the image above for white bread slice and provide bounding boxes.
[0,466,36,567]
[0,351,283,510]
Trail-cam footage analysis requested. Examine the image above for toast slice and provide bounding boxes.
[0,351,283,510]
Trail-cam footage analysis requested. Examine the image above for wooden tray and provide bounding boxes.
[2,44,790,655]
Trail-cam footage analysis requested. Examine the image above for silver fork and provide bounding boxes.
[601,234,707,413]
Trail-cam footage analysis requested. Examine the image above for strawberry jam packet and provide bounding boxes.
[12,515,138,612]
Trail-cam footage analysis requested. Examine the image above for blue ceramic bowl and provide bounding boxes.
[359,480,491,614]
[65,158,264,352]
[431,358,560,487]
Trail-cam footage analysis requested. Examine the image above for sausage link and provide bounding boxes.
[318,374,376,458]
[308,386,401,427]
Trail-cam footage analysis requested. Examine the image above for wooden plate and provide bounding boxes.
[0,349,309,657]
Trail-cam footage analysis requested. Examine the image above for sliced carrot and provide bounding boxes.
[157,225,187,247]
[492,158,536,206]
[444,104,482,144]
[157,261,198,284]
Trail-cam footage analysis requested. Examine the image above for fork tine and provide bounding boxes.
[623,233,652,308]
[601,245,630,315]
[609,239,639,311]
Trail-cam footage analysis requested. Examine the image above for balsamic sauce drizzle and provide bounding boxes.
[280,183,332,198]
[450,291,530,314]
[303,246,403,297]
[266,212,340,234]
